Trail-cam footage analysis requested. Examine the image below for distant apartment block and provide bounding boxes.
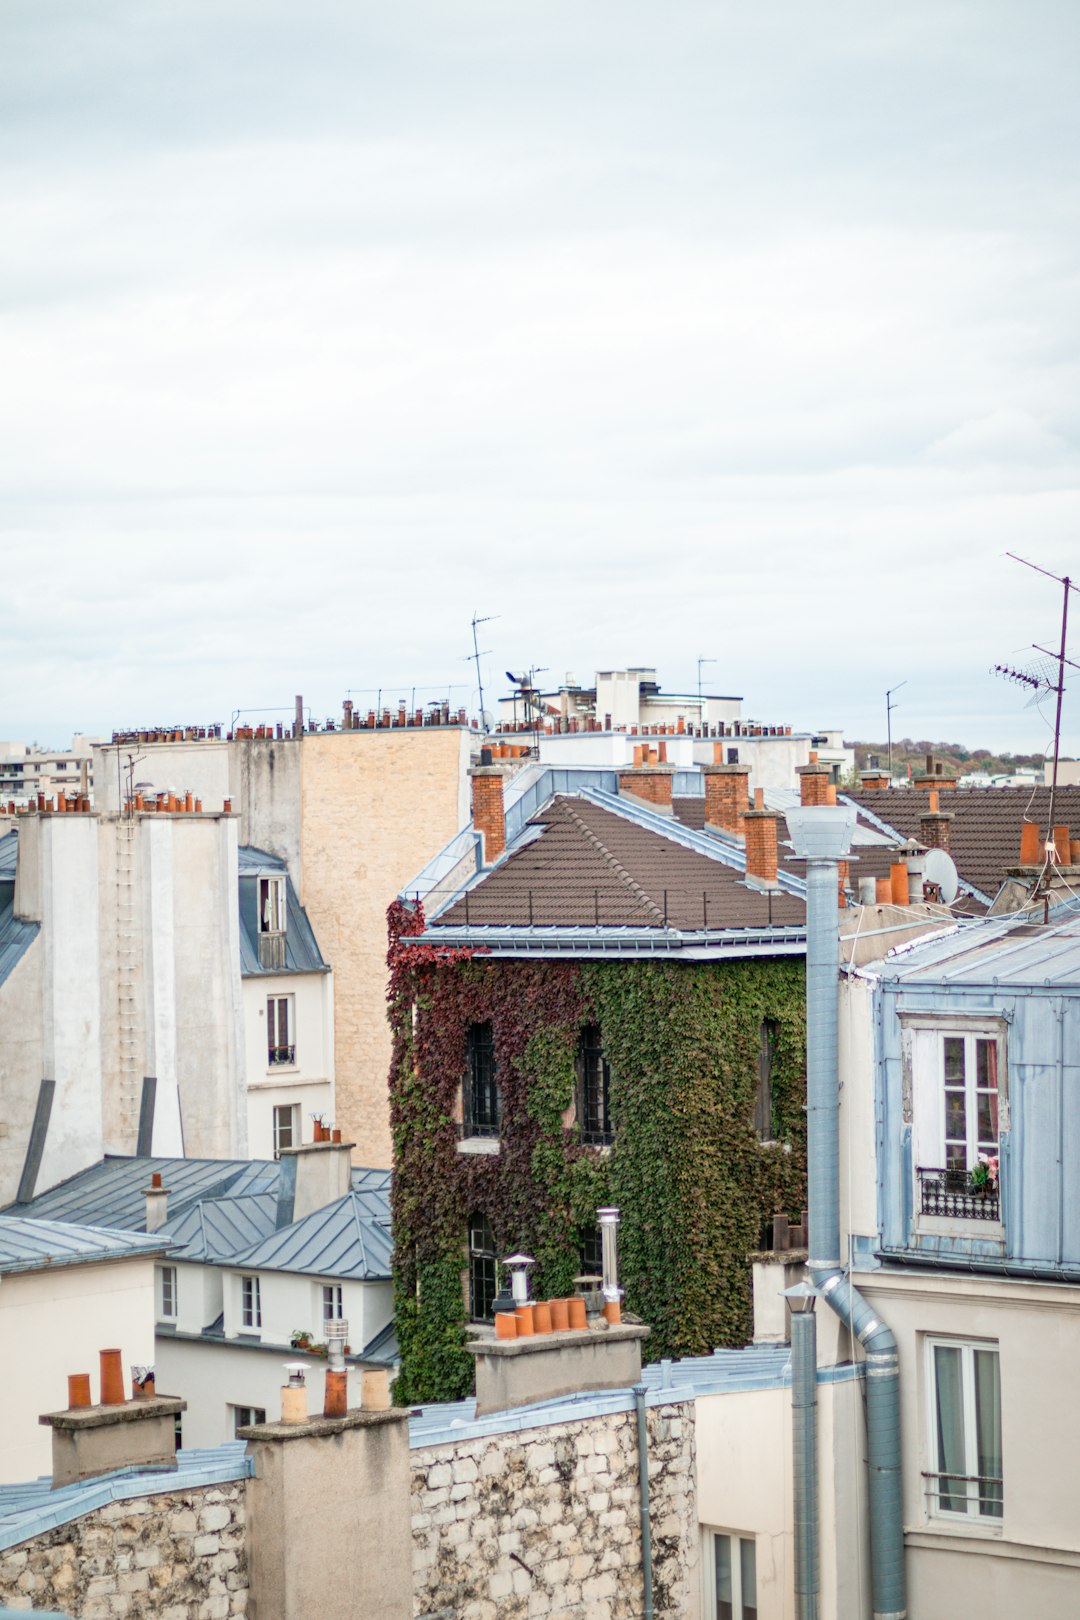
[0,734,105,804]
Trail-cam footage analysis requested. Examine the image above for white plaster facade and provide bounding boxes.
[242,971,333,1160]
[0,1253,158,1484]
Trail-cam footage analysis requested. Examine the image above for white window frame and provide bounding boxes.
[273,1102,299,1156]
[160,1264,177,1320]
[267,995,296,1068]
[904,1016,1007,1229]
[701,1528,758,1619]
[232,1404,266,1434]
[241,1274,262,1331]
[259,876,287,934]
[322,1283,344,1322]
[925,1336,1003,1526]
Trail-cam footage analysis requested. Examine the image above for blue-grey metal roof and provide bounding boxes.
[403,923,807,958]
[229,1185,392,1281]
[7,1155,282,1228]
[407,1342,861,1449]
[0,1215,168,1276]
[0,832,17,876]
[237,847,328,977]
[159,1192,281,1262]
[360,1316,399,1366]
[0,1442,250,1554]
[873,898,1080,989]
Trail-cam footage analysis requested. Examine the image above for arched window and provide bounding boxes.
[468,1214,498,1321]
[463,1022,500,1137]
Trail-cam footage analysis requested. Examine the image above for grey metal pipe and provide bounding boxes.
[804,853,906,1620]
[791,1309,819,1620]
[633,1384,654,1620]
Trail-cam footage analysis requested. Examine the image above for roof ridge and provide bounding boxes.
[558,800,667,925]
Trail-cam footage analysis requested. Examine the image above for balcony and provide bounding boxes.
[268,1044,296,1067]
[918,1166,1000,1223]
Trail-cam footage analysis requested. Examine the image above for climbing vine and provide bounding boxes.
[387,901,806,1404]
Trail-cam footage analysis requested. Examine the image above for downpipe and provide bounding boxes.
[803,849,906,1620]
[791,1308,819,1620]
[633,1384,655,1620]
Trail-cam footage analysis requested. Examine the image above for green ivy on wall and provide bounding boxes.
[387,902,806,1405]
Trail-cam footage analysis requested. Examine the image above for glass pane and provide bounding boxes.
[934,1345,967,1513]
[713,1535,732,1620]
[976,1039,997,1088]
[943,1037,965,1084]
[974,1350,1003,1519]
[977,1093,998,1147]
[740,1537,757,1620]
[945,1142,967,1174]
[944,1092,967,1142]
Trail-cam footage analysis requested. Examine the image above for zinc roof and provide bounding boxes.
[229,1184,392,1281]
[433,794,804,933]
[158,1192,281,1262]
[8,1156,280,1230]
[877,899,1080,987]
[0,1215,167,1276]
[237,847,328,977]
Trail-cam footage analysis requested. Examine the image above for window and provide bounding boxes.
[258,876,287,968]
[577,1025,613,1146]
[267,996,296,1067]
[579,1223,603,1279]
[160,1265,177,1320]
[911,1024,1005,1222]
[926,1338,1002,1521]
[241,1274,262,1330]
[233,1405,266,1434]
[323,1284,344,1322]
[754,1019,779,1140]
[258,876,287,934]
[273,1103,298,1156]
[468,1214,498,1321]
[703,1531,757,1620]
[462,1022,499,1138]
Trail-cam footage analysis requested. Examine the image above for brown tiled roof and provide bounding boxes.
[842,786,1080,906]
[432,796,805,931]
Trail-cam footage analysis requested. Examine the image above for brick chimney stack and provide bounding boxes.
[743,808,779,887]
[920,809,954,853]
[470,765,507,864]
[796,762,832,806]
[703,764,750,838]
[860,769,890,791]
[617,765,675,814]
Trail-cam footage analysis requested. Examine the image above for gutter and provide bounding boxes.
[402,925,807,959]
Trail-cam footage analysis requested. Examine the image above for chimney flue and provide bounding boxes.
[470,764,506,864]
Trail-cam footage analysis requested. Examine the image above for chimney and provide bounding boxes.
[617,765,674,814]
[1054,824,1072,864]
[920,809,953,853]
[144,1172,168,1233]
[280,1138,355,1221]
[703,764,750,837]
[796,763,832,806]
[1019,822,1041,865]
[743,808,779,887]
[40,1352,185,1488]
[890,861,910,906]
[861,769,890,795]
[470,765,506,863]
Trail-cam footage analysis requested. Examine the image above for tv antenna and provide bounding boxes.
[697,655,716,721]
[885,681,906,779]
[998,554,1080,898]
[467,613,498,732]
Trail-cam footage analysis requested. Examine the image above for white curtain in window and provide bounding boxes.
[975,1348,1003,1517]
[934,1344,966,1512]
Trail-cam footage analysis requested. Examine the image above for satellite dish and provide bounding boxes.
[481,709,494,731]
[924,847,959,905]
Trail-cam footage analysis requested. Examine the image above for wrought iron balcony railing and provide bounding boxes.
[268,1044,296,1067]
[258,932,286,970]
[918,1166,1000,1222]
[458,1119,500,1141]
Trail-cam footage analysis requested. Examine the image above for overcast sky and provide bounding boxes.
[4,1,1080,752]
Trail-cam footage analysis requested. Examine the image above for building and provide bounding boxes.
[389,755,814,1402]
[0,734,105,807]
[237,846,333,1161]
[94,703,473,1165]
[835,893,1080,1614]
[0,1213,164,1483]
[9,1143,396,1452]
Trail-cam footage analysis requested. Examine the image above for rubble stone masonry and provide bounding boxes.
[0,1482,247,1620]
[411,1401,697,1620]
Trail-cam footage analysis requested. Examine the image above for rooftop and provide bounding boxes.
[0,1215,168,1277]
[237,846,328,978]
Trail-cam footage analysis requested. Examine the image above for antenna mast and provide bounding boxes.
[468,613,497,731]
[885,682,906,780]
[1003,554,1080,849]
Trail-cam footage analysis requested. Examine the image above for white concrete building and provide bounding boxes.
[0,1214,164,1483]
[10,1146,396,1452]
[0,735,105,807]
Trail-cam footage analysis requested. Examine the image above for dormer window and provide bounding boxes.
[258,876,287,969]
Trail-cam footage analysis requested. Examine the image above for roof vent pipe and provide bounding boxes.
[787,805,906,1620]
[598,1207,622,1325]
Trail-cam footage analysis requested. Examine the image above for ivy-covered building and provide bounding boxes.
[388,760,812,1403]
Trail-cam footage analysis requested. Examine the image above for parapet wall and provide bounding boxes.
[0,1480,246,1620]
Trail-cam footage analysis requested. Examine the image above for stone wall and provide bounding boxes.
[411,1400,697,1620]
[0,1482,247,1620]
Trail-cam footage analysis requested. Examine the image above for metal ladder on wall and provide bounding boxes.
[115,815,141,1139]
